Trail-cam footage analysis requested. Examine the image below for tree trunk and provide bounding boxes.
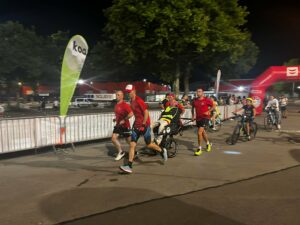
[184,62,192,95]
[173,62,180,96]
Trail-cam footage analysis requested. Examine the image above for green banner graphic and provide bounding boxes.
[60,35,88,116]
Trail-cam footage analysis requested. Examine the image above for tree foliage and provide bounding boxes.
[0,21,44,84]
[283,58,300,66]
[0,21,69,87]
[104,0,256,90]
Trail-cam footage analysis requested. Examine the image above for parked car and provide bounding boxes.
[71,98,98,107]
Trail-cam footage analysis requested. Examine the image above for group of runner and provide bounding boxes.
[111,84,225,174]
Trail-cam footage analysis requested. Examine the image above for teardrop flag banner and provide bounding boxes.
[59,35,88,144]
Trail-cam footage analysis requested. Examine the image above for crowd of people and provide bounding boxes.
[111,84,291,174]
[111,84,236,174]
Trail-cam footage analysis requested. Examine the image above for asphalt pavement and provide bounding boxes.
[0,104,299,225]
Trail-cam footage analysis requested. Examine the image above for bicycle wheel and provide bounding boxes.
[249,122,258,140]
[230,125,241,145]
[165,137,178,158]
[264,116,273,131]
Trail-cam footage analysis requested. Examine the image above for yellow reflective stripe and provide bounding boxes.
[161,118,171,123]
[165,107,171,112]
[162,115,173,119]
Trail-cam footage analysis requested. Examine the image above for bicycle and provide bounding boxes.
[228,113,258,145]
[264,108,278,131]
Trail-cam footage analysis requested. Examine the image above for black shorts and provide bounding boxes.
[280,106,287,111]
[196,119,209,128]
[113,126,131,137]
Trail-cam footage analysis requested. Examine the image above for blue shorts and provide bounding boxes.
[131,126,152,145]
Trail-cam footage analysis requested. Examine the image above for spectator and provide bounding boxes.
[229,95,235,105]
[0,104,4,117]
[279,95,288,118]
[159,93,169,110]
[180,94,192,108]
[40,98,46,111]
[53,98,59,111]
[242,96,247,105]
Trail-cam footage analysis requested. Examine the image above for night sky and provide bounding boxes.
[1,0,300,78]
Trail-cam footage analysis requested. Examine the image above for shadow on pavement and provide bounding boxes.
[290,149,300,162]
[38,187,246,225]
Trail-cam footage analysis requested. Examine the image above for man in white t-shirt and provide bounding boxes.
[279,95,288,118]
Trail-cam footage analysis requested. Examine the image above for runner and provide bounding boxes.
[192,88,214,156]
[119,84,168,174]
[112,90,133,161]
[209,95,220,130]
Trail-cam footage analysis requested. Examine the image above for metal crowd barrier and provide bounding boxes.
[0,105,241,154]
[0,116,61,153]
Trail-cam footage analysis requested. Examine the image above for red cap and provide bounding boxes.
[168,93,175,98]
[125,84,136,93]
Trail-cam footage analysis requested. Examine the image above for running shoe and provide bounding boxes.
[119,165,132,173]
[194,149,202,156]
[206,143,212,152]
[115,151,125,161]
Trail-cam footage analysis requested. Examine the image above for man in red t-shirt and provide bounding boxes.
[119,84,168,174]
[112,90,133,161]
[192,88,215,156]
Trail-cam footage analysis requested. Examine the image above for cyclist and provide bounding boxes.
[265,95,281,129]
[112,90,133,161]
[119,84,168,174]
[192,88,214,156]
[209,96,220,130]
[153,93,185,145]
[234,97,256,140]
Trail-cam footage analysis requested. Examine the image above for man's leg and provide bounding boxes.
[125,136,131,145]
[202,119,212,152]
[211,114,216,129]
[128,141,136,163]
[276,110,281,129]
[112,133,126,160]
[111,133,121,152]
[195,126,204,155]
[145,126,168,161]
[119,130,139,173]
[156,120,168,145]
[198,127,204,147]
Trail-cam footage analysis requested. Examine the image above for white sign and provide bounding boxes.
[250,89,263,94]
[287,67,299,77]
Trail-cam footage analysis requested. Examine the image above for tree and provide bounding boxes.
[206,34,259,79]
[41,30,70,84]
[283,58,300,66]
[0,21,46,96]
[104,0,252,94]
